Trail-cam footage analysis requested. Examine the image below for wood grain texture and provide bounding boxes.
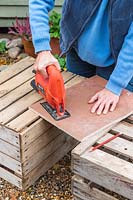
[0,66,34,98]
[0,139,20,161]
[23,132,78,175]
[20,118,52,149]
[72,150,133,200]
[126,114,133,124]
[30,76,132,142]
[0,126,19,147]
[112,121,133,140]
[0,166,22,189]
[0,152,22,175]
[97,133,133,159]
[6,110,39,132]
[23,135,78,189]
[0,79,33,111]
[21,126,62,162]
[0,57,34,84]
[0,91,41,125]
[72,175,118,200]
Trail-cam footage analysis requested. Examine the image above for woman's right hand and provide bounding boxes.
[33,50,60,77]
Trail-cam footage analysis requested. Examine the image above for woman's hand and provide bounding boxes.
[88,88,119,115]
[33,50,60,77]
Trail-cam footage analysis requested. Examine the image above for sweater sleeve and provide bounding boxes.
[106,22,133,96]
[29,0,54,53]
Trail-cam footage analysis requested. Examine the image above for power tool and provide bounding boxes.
[31,65,70,121]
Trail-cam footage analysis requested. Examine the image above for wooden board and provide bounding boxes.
[72,149,133,200]
[23,134,78,189]
[30,76,133,142]
[0,56,34,85]
[0,166,22,189]
[72,175,118,200]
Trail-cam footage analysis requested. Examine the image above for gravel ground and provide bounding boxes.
[0,154,73,200]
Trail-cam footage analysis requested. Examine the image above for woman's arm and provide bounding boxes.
[29,0,54,53]
[106,22,133,95]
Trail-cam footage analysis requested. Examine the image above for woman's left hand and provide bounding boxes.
[88,88,120,115]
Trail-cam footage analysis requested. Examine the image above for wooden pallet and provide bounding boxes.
[0,56,81,189]
[72,116,133,200]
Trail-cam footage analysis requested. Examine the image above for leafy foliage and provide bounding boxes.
[0,41,6,53]
[54,54,67,71]
[49,11,61,39]
[8,17,32,41]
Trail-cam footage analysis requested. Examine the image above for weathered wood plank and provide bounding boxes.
[72,113,132,157]
[0,57,34,85]
[0,152,22,176]
[20,119,52,149]
[0,166,22,189]
[71,125,114,156]
[6,71,75,132]
[0,79,33,111]
[30,76,132,145]
[126,114,133,124]
[0,91,41,125]
[0,126,19,147]
[0,139,20,161]
[72,150,133,199]
[21,127,62,162]
[0,66,34,98]
[23,132,76,175]
[72,175,118,200]
[23,135,77,189]
[112,121,133,140]
[97,133,133,159]
[6,110,39,132]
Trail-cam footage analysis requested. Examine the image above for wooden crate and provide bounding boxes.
[72,116,133,200]
[0,56,81,190]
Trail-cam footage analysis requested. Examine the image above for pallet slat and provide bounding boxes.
[72,175,118,200]
[0,56,34,85]
[126,114,133,123]
[21,127,62,162]
[20,118,52,149]
[23,132,74,175]
[0,79,33,111]
[112,121,133,140]
[0,66,34,98]
[0,166,22,189]
[6,71,75,131]
[23,135,78,189]
[0,139,20,161]
[0,126,19,147]
[72,149,133,199]
[6,110,39,132]
[0,91,41,125]
[0,152,22,175]
[97,133,133,159]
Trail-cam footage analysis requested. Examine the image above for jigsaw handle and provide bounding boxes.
[46,65,66,114]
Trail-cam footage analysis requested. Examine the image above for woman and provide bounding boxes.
[29,0,133,115]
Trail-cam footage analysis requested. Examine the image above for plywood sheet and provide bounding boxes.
[30,76,133,141]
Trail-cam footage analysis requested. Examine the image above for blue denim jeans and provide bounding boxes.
[66,48,133,92]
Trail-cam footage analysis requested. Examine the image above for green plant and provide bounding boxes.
[54,54,67,71]
[49,11,61,39]
[0,41,6,53]
[8,17,32,41]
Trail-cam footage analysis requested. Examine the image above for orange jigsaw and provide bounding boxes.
[31,65,70,121]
